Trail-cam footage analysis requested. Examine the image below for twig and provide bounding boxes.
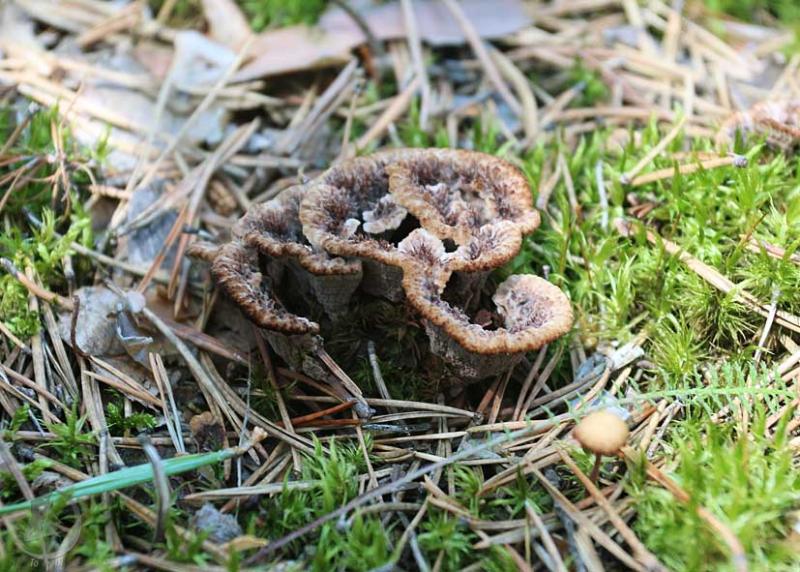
[400,0,431,129]
[629,154,746,186]
[621,116,687,184]
[355,75,421,151]
[246,420,560,563]
[559,448,666,571]
[0,258,73,310]
[139,435,170,543]
[440,0,521,116]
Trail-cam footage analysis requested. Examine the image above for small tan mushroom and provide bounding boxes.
[573,409,630,481]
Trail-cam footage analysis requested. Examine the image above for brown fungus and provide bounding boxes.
[362,195,408,235]
[209,242,318,335]
[402,268,573,379]
[233,185,362,319]
[387,148,540,245]
[192,148,573,386]
[299,152,411,300]
[186,241,221,263]
[716,99,800,151]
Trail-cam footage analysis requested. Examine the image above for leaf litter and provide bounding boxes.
[0,0,799,570]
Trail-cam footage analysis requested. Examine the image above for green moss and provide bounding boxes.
[568,62,610,107]
[241,0,328,32]
[106,401,157,434]
[703,0,800,23]
[0,209,91,338]
[631,401,800,571]
[0,105,97,339]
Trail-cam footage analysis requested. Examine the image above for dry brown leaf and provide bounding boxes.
[201,0,252,51]
[320,0,532,46]
[235,0,531,80]
[190,411,226,451]
[235,25,357,81]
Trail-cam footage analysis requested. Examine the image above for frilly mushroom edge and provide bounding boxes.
[189,148,573,384]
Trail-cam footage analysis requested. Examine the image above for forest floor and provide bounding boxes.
[1,0,800,570]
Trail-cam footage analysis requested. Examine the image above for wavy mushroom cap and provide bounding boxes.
[300,182,402,266]
[235,186,360,276]
[387,148,540,245]
[403,271,573,355]
[211,242,319,335]
[193,148,573,366]
[362,195,408,235]
[397,228,451,289]
[449,221,524,273]
[186,241,221,263]
[573,410,630,456]
[300,152,410,266]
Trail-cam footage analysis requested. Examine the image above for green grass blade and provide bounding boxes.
[0,448,238,516]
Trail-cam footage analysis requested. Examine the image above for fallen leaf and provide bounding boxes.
[235,25,357,81]
[235,0,532,80]
[201,0,252,51]
[116,182,180,268]
[58,286,125,357]
[171,30,238,92]
[223,535,269,552]
[0,1,38,48]
[190,411,226,452]
[320,0,532,46]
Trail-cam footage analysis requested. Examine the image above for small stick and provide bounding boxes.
[139,435,170,543]
[559,449,666,571]
[355,75,421,151]
[440,0,521,116]
[491,46,539,142]
[629,154,746,186]
[254,327,301,473]
[0,258,73,310]
[621,116,687,184]
[0,102,37,156]
[596,160,608,232]
[149,353,186,454]
[316,348,373,418]
[368,340,398,414]
[754,288,780,365]
[525,501,566,572]
[0,320,30,354]
[533,468,644,571]
[400,0,431,128]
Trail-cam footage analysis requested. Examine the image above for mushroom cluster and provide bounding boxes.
[716,99,800,151]
[190,148,573,383]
